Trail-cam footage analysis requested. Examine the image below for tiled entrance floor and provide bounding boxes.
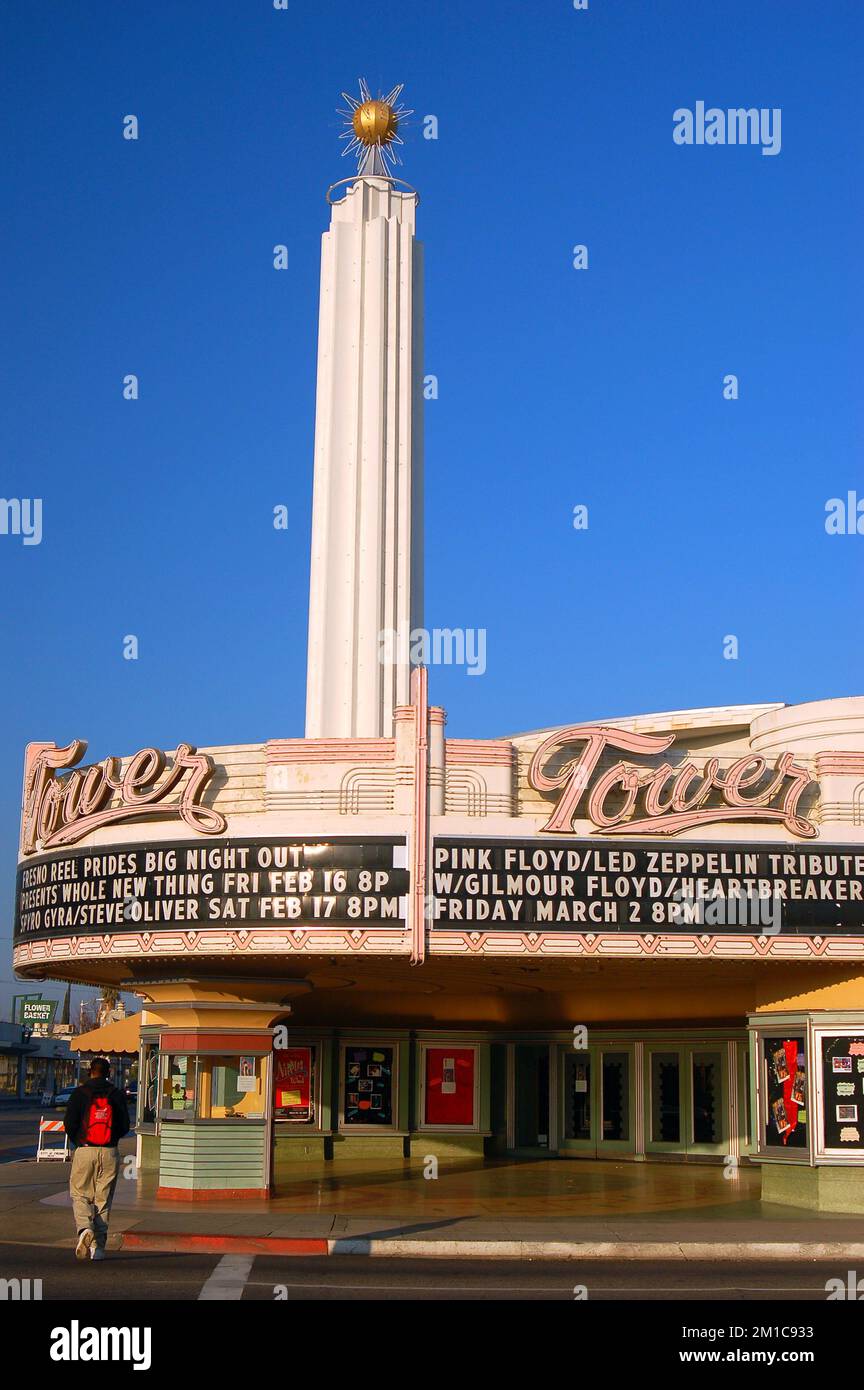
[267,1157,764,1222]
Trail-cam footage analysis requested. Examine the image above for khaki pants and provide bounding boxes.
[70,1145,120,1249]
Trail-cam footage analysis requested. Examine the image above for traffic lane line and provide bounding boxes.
[242,1280,836,1302]
[240,1256,849,1301]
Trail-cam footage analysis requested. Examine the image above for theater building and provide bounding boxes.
[12,90,864,1211]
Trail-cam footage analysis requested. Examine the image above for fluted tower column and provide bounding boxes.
[305,170,424,738]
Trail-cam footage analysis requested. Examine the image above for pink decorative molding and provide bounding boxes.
[446,740,514,766]
[429,930,864,961]
[816,753,864,775]
[411,666,429,965]
[13,926,413,968]
[266,738,395,764]
[16,926,864,969]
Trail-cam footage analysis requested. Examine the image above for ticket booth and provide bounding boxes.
[154,1031,272,1200]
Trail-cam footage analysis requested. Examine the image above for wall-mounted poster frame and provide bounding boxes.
[815,1025,864,1161]
[748,1014,814,1163]
[273,1042,319,1125]
[418,1043,479,1130]
[339,1042,399,1131]
[761,1034,808,1152]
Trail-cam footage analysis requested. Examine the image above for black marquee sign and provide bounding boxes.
[431,838,864,934]
[15,832,864,945]
[14,837,409,941]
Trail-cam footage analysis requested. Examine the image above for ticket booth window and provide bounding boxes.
[160,1053,266,1120]
[162,1055,198,1116]
[205,1056,265,1119]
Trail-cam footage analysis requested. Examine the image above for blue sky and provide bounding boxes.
[2,1,862,1016]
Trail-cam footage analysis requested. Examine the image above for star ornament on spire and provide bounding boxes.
[338,79,413,177]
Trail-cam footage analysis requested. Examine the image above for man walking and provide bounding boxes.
[63,1057,131,1261]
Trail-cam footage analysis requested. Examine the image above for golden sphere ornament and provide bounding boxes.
[339,79,412,175]
[352,99,399,148]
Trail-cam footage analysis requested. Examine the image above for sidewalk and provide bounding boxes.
[4,1149,864,1260]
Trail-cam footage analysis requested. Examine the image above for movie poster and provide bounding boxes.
[274,1046,315,1122]
[342,1046,393,1126]
[424,1047,476,1126]
[763,1036,807,1148]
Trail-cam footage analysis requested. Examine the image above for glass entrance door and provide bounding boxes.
[561,1046,635,1155]
[514,1044,550,1150]
[645,1045,727,1156]
[600,1051,631,1148]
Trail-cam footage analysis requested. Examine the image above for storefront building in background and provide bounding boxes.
[11,90,864,1210]
[0,1022,74,1102]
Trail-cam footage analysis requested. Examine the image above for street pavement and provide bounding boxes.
[0,1244,855,1301]
[4,1105,864,1304]
[0,1105,60,1163]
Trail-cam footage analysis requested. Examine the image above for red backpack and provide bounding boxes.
[82,1087,113,1145]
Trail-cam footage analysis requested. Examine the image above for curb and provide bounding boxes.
[118,1232,864,1261]
[121,1232,328,1256]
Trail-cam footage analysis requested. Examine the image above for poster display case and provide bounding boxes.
[273,1044,317,1123]
[749,1017,813,1161]
[762,1035,808,1150]
[339,1043,397,1129]
[817,1028,864,1159]
[750,1013,864,1166]
[419,1044,478,1128]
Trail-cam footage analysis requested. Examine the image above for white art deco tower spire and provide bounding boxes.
[304,82,424,738]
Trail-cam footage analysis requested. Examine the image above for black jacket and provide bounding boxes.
[64,1079,131,1148]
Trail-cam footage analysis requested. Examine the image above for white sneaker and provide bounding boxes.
[75,1230,94,1260]
[90,1246,106,1261]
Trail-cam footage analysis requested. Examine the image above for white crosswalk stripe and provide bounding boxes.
[198,1254,255,1301]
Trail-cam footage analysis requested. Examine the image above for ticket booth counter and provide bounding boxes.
[154,1031,272,1200]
